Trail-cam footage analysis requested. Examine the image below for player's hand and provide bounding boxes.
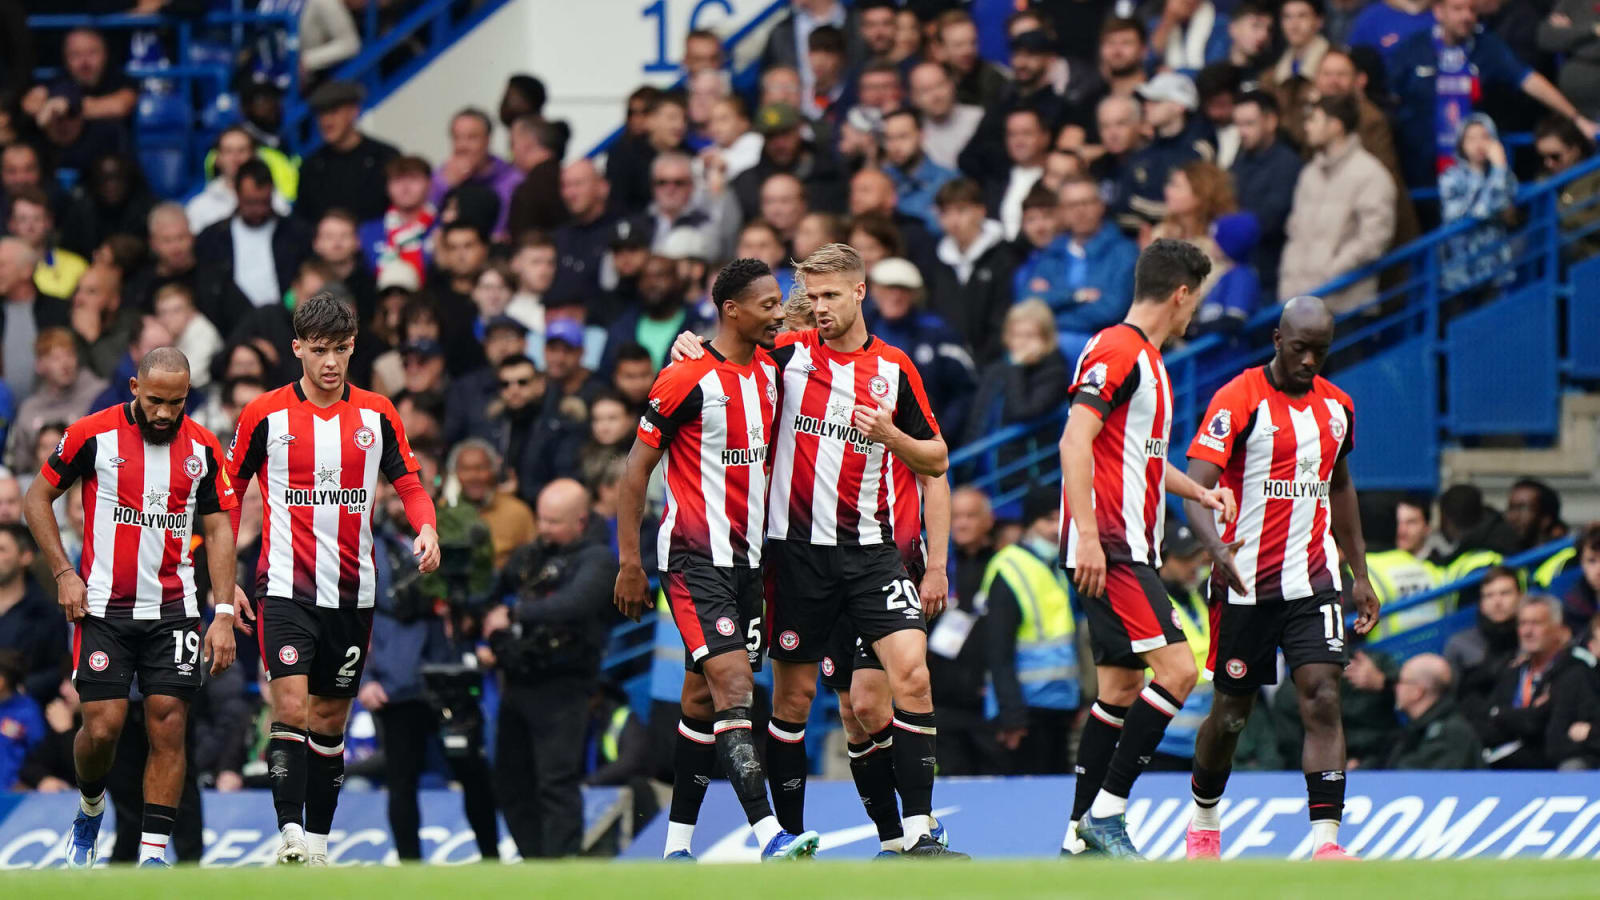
[670,331,707,362]
[918,566,948,620]
[1073,540,1107,598]
[56,571,88,622]
[1207,539,1248,597]
[613,561,653,622]
[997,726,1027,751]
[852,403,899,444]
[1349,575,1380,635]
[204,611,238,676]
[1199,485,1238,524]
[231,584,256,636]
[358,680,389,712]
[414,524,441,573]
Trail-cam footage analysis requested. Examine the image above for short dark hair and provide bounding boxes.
[292,290,359,343]
[646,91,688,115]
[857,0,897,13]
[1512,478,1562,525]
[883,107,921,132]
[1236,89,1279,117]
[386,154,431,180]
[497,353,539,374]
[138,346,190,380]
[1133,239,1212,303]
[441,219,488,246]
[452,106,493,134]
[235,157,274,192]
[934,177,984,209]
[860,59,902,83]
[1100,17,1147,43]
[1283,0,1326,16]
[0,648,25,693]
[1313,93,1360,136]
[1535,113,1596,156]
[0,522,36,556]
[712,257,774,310]
[1397,494,1433,521]
[1438,483,1486,530]
[847,213,906,259]
[1021,182,1058,212]
[1006,106,1046,131]
[808,24,846,55]
[1481,564,1522,593]
[1579,522,1600,556]
[318,208,360,231]
[514,115,570,159]
[1234,1,1271,18]
[615,342,653,367]
[6,184,50,221]
[223,376,266,406]
[1195,63,1241,103]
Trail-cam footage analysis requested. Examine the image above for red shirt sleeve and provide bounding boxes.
[1187,379,1253,469]
[1068,330,1140,420]
[637,361,703,449]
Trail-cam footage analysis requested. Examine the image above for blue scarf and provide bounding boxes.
[1432,26,1479,175]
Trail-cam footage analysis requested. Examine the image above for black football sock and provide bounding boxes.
[138,803,177,860]
[1306,770,1346,844]
[304,730,347,838]
[850,727,903,845]
[714,708,775,827]
[1095,684,1183,815]
[1190,763,1232,830]
[765,718,808,833]
[889,709,936,842]
[669,717,716,827]
[1070,701,1128,822]
[267,722,308,830]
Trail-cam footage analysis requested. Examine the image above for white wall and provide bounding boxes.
[360,0,777,167]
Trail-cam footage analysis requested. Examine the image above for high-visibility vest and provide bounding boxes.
[1367,549,1445,640]
[600,705,631,764]
[978,543,1079,711]
[1158,591,1212,759]
[1533,547,1578,588]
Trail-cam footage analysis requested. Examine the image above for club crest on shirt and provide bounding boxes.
[1079,362,1108,395]
[1328,416,1346,442]
[779,630,800,651]
[279,645,299,666]
[821,657,835,677]
[88,650,109,672]
[765,381,777,404]
[715,617,736,637]
[1225,658,1247,679]
[184,455,204,479]
[353,426,376,450]
[868,375,890,398]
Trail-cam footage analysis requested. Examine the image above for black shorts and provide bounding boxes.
[663,560,765,674]
[819,553,926,691]
[1208,589,1347,692]
[73,615,203,703]
[769,539,925,668]
[1073,561,1187,669]
[258,597,374,698]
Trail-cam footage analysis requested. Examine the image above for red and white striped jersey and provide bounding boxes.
[1187,366,1355,604]
[766,330,940,547]
[887,454,925,567]
[227,382,419,609]
[639,345,778,569]
[41,405,236,619]
[1059,323,1173,569]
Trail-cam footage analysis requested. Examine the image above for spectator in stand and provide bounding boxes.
[4,328,103,474]
[499,74,548,127]
[625,152,722,258]
[908,61,984,172]
[957,29,1095,182]
[194,158,313,313]
[1190,211,1261,336]
[1540,1,1600,119]
[0,523,62,703]
[1149,0,1231,76]
[152,283,222,388]
[58,154,153,259]
[928,178,1015,365]
[609,343,655,416]
[983,108,1050,242]
[1534,115,1600,263]
[1013,184,1063,301]
[854,59,904,116]
[1265,0,1329,90]
[359,156,436,285]
[441,314,532,448]
[1506,479,1572,560]
[601,254,711,371]
[23,28,135,128]
[0,238,68,399]
[543,319,605,407]
[1196,63,1242,168]
[759,173,809,250]
[1348,0,1435,64]
[69,263,139,379]
[1224,3,1274,78]
[8,186,85,300]
[608,93,693,217]
[1556,525,1600,631]
[429,108,521,240]
[698,95,762,190]
[1147,161,1234,302]
[0,474,15,521]
[1390,0,1597,190]
[1097,17,1151,100]
[0,647,44,788]
[732,102,846,220]
[1446,565,1524,733]
[864,256,977,441]
[1023,176,1137,353]
[580,392,635,487]
[1434,483,1521,578]
[682,28,725,77]
[507,116,570,241]
[963,299,1069,454]
[761,0,866,98]
[1307,48,1421,252]
[312,209,376,320]
[1279,95,1394,313]
[1547,614,1600,768]
[1093,95,1146,233]
[791,211,846,263]
[852,0,897,62]
[882,108,957,238]
[802,26,849,123]
[88,312,171,409]
[1229,91,1301,300]
[1125,73,1213,226]
[849,168,935,269]
[291,0,362,80]
[185,127,290,234]
[33,80,127,186]
[0,143,60,228]
[1440,114,1518,292]
[483,354,584,507]
[1482,595,1581,768]
[296,81,398,225]
[449,438,536,572]
[1382,654,1484,769]
[934,487,1003,774]
[935,10,1009,108]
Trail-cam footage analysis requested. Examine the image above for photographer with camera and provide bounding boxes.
[361,464,501,862]
[484,477,619,859]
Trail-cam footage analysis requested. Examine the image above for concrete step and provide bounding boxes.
[1440,392,1600,523]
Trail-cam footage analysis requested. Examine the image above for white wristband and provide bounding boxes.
[214,603,235,617]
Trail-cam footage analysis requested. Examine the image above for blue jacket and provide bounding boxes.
[1229,139,1302,300]
[1121,122,1212,224]
[864,306,978,443]
[886,155,958,237]
[0,692,46,790]
[1019,222,1138,334]
[1388,26,1531,188]
[1145,11,1232,77]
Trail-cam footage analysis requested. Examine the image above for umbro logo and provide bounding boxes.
[802,364,817,372]
[109,457,125,467]
[276,434,295,444]
[782,778,803,790]
[1322,771,1345,781]
[1260,425,1280,435]
[269,765,288,780]
[694,775,710,787]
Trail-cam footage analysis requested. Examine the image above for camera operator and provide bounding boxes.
[361,472,500,862]
[483,478,618,859]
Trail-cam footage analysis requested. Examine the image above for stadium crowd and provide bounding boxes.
[0,0,1599,859]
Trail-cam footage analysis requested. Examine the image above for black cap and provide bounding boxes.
[484,314,530,337]
[1164,520,1203,558]
[308,80,365,112]
[1022,486,1059,526]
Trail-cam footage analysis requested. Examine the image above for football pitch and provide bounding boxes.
[7,859,1598,899]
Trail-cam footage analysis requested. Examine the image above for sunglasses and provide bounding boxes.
[500,377,533,388]
[654,177,692,188]
[1541,151,1567,164]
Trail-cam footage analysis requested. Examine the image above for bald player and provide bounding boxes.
[25,347,243,867]
[1180,296,1380,861]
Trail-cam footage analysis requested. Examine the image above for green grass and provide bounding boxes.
[8,859,1599,899]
